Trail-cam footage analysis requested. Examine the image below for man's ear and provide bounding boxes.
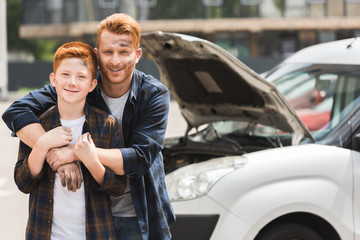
[89,79,98,92]
[49,72,56,87]
[135,48,142,64]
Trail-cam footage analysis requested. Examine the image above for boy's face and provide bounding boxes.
[95,30,142,93]
[50,58,97,105]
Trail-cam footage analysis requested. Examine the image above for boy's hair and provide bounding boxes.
[53,41,98,79]
[96,13,141,49]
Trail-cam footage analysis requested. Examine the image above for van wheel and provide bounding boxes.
[255,223,323,240]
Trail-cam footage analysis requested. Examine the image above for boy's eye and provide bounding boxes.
[62,73,69,76]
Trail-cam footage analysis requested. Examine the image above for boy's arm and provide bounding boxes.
[28,126,72,177]
[75,133,126,195]
[74,133,106,184]
[96,148,124,175]
[15,127,73,193]
[15,142,44,194]
[16,123,82,191]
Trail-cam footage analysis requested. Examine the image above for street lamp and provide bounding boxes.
[0,0,8,100]
[202,0,223,7]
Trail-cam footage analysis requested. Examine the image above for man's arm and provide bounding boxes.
[2,85,57,135]
[97,85,170,178]
[121,87,170,177]
[16,123,45,148]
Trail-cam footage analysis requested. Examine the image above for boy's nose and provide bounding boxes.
[69,76,76,85]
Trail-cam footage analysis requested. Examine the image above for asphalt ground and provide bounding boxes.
[0,93,187,239]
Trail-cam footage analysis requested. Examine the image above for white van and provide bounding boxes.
[141,33,360,240]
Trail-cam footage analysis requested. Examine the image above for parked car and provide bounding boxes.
[141,33,360,240]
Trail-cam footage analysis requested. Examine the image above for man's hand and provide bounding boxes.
[56,163,82,192]
[46,144,82,192]
[47,144,77,171]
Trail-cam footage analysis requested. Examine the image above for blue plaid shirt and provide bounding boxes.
[3,69,175,240]
[15,104,127,240]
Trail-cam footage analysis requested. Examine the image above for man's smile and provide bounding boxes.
[110,67,123,72]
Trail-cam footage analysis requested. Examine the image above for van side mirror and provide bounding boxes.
[355,133,360,149]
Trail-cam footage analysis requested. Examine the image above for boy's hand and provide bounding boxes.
[74,133,105,184]
[38,126,72,151]
[74,133,98,166]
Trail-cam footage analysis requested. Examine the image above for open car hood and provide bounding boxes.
[141,32,313,144]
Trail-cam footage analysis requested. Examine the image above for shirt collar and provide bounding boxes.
[95,69,141,104]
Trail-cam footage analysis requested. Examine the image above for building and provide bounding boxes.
[20,0,360,60]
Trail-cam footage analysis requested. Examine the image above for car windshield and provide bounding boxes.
[205,63,360,144]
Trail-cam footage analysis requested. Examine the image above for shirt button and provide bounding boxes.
[49,199,52,203]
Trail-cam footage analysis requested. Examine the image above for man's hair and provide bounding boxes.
[96,13,141,49]
[53,41,98,79]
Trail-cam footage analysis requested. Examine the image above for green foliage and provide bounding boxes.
[7,0,58,61]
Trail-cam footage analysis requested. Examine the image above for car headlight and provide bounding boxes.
[165,156,248,201]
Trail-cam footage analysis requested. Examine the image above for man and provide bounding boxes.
[3,13,175,240]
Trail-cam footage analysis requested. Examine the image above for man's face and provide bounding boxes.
[50,58,97,106]
[96,30,142,94]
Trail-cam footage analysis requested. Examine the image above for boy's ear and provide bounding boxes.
[89,79,97,92]
[49,72,56,87]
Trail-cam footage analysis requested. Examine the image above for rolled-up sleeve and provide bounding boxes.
[2,85,57,136]
[123,88,170,178]
[97,167,127,197]
[14,143,44,194]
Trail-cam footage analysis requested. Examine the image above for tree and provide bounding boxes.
[7,0,58,61]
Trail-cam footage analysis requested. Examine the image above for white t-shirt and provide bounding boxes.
[101,89,136,217]
[51,116,86,240]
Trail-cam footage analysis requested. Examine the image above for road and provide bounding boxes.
[0,94,186,239]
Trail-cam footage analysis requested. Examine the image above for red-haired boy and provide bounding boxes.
[14,41,126,239]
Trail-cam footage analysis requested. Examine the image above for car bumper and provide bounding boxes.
[170,196,254,240]
[171,214,219,240]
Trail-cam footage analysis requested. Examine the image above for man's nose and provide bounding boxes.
[111,52,121,65]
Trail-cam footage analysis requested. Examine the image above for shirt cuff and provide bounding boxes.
[120,148,137,177]
[98,167,126,196]
[11,112,41,137]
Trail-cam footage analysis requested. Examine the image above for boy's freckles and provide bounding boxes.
[81,60,88,67]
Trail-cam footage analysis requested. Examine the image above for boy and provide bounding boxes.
[14,41,126,239]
